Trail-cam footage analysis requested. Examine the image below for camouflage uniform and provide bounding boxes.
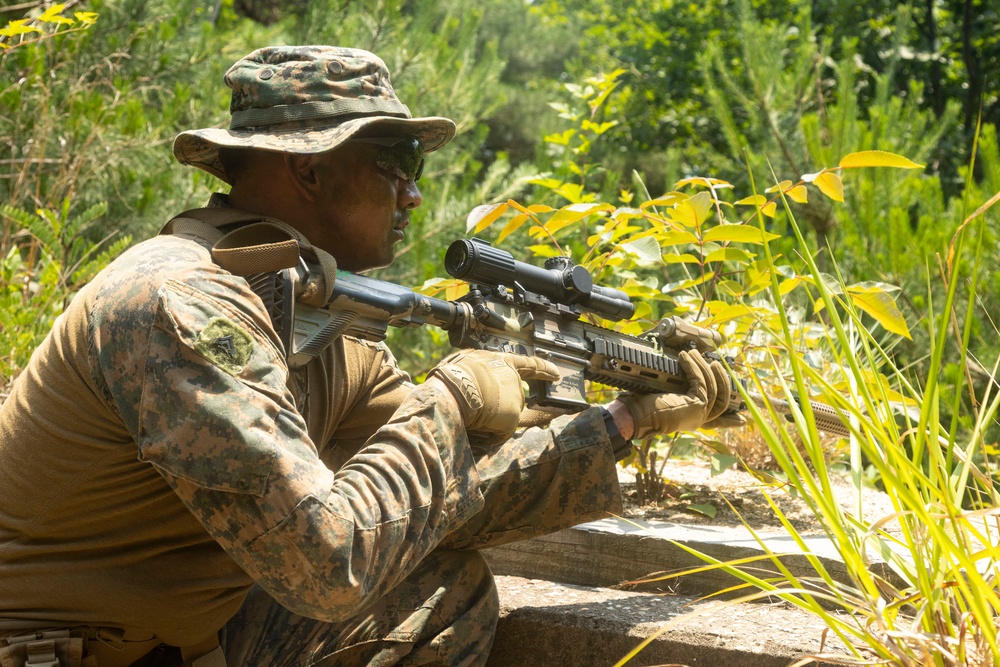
[0,44,624,666]
[0,196,622,665]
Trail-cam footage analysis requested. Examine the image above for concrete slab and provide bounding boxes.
[483,515,897,598]
[487,576,847,667]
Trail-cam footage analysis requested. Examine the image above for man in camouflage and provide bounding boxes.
[0,46,737,667]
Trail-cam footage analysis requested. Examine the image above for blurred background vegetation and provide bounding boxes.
[1,0,998,412]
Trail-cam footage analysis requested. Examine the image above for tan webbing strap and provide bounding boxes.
[161,206,339,309]
[211,223,300,276]
[180,635,226,667]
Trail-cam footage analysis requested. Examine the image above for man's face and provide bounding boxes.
[303,137,424,272]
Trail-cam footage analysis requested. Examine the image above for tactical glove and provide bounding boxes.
[429,349,560,444]
[617,349,742,439]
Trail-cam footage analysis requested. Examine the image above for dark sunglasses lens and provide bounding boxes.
[375,140,424,182]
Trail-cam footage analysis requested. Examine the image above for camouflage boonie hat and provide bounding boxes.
[173,45,457,184]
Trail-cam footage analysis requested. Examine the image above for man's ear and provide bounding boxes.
[284,153,321,203]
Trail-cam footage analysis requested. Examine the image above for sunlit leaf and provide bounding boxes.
[705,303,754,325]
[39,4,74,25]
[0,20,42,36]
[466,203,508,234]
[761,202,777,217]
[74,12,99,25]
[661,272,715,293]
[618,236,662,263]
[663,253,700,264]
[544,129,576,146]
[496,213,530,243]
[704,247,755,264]
[581,119,618,135]
[786,186,808,204]
[544,202,613,235]
[847,285,912,339]
[839,150,924,170]
[670,191,714,228]
[778,276,803,296]
[640,193,686,209]
[765,181,793,193]
[702,224,780,245]
[676,176,733,190]
[655,230,699,246]
[802,169,844,201]
[736,195,767,206]
[527,244,562,258]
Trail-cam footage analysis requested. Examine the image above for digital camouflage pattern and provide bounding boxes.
[0,199,623,665]
[173,46,456,184]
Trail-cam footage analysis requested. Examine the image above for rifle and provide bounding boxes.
[255,238,850,438]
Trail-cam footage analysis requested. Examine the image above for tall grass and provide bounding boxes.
[622,173,1000,665]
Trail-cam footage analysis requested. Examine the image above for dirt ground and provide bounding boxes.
[619,456,899,536]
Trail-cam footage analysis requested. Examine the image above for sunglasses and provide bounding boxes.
[350,137,425,183]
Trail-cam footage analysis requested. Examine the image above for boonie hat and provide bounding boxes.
[173,45,456,184]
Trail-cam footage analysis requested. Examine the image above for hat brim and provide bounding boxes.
[173,115,456,184]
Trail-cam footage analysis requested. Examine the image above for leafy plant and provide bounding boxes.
[614,170,1000,665]
[0,201,129,390]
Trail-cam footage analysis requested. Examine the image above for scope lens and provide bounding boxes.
[444,242,471,278]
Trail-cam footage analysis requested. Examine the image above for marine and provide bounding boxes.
[0,45,736,667]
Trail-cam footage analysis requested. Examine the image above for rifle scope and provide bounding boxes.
[445,238,635,321]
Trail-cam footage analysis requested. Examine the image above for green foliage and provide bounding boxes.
[0,201,130,388]
[628,185,1000,667]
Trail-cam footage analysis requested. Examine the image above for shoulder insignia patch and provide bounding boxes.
[194,317,254,375]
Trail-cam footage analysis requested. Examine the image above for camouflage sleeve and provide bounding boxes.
[131,278,484,621]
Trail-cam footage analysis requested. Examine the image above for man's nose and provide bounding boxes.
[399,179,422,210]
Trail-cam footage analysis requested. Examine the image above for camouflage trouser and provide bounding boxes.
[217,408,621,667]
[138,408,621,667]
[221,549,496,667]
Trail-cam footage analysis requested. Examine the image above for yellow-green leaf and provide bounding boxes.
[0,20,42,36]
[778,276,803,296]
[662,272,716,293]
[655,229,699,246]
[544,202,613,235]
[702,224,780,245]
[664,253,700,264]
[39,4,74,24]
[704,247,755,264]
[814,171,844,202]
[704,303,754,325]
[670,191,714,228]
[675,176,733,190]
[761,202,777,217]
[839,150,923,170]
[618,236,662,263]
[735,195,767,206]
[496,213,530,243]
[74,11,99,25]
[787,185,808,204]
[544,129,576,146]
[765,181,793,193]
[527,244,562,258]
[508,200,555,215]
[640,192,686,209]
[847,285,912,339]
[466,203,508,234]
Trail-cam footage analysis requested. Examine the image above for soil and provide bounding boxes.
[619,457,899,536]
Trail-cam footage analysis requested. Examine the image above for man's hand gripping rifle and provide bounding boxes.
[280,238,850,437]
